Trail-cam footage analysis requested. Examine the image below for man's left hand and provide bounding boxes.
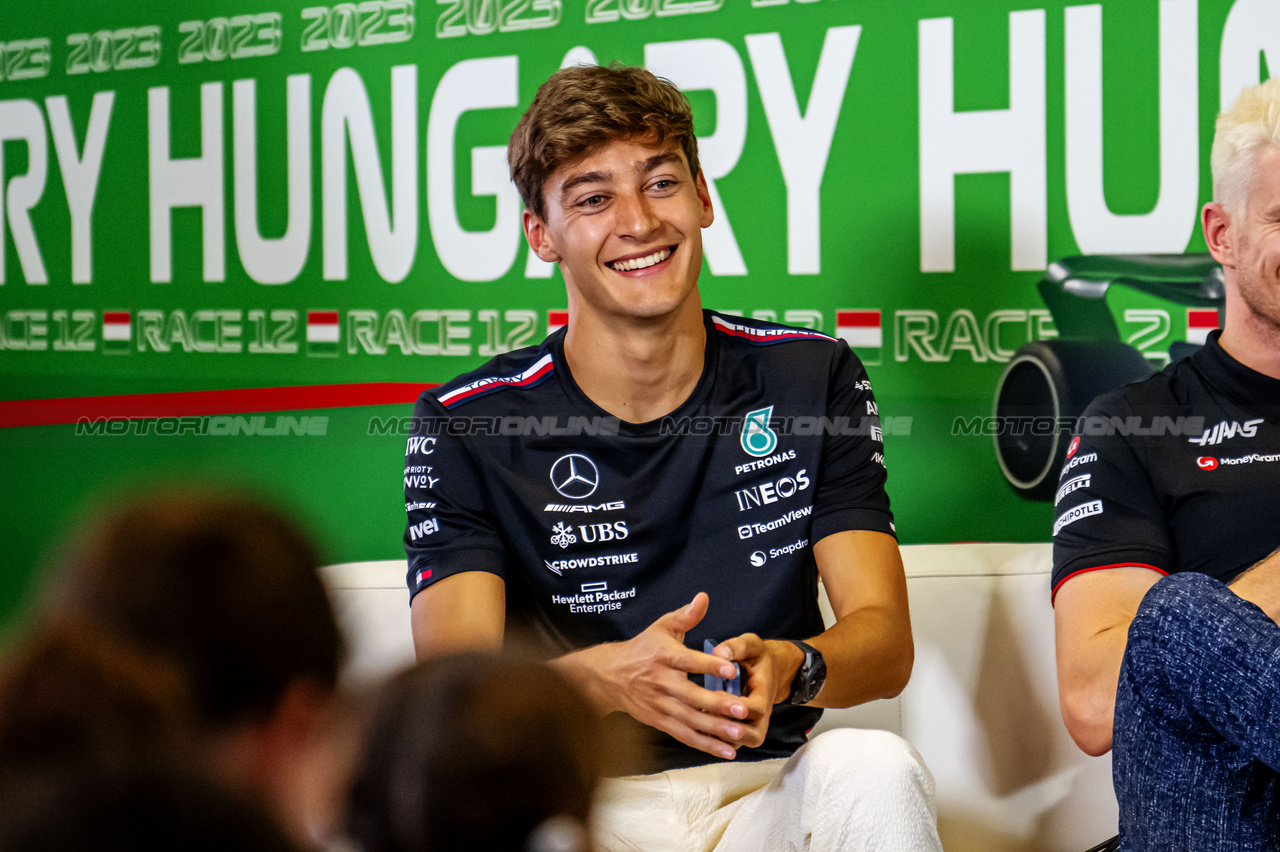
[708,635,804,749]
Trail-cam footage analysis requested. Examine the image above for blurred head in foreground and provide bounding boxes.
[346,652,604,852]
[0,765,302,852]
[33,488,346,844]
[0,622,196,801]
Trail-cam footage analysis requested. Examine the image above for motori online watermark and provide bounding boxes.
[75,415,329,437]
[370,414,913,438]
[953,414,1205,437]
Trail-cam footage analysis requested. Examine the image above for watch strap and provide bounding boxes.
[786,639,825,705]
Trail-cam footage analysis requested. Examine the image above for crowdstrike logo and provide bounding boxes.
[544,552,638,577]
[550,454,599,499]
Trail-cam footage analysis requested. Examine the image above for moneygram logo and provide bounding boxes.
[741,406,778,458]
[1066,435,1081,458]
[550,454,599,499]
[1197,457,1219,471]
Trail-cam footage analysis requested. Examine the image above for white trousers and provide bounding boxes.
[592,729,942,852]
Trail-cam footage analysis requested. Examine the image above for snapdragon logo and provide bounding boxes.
[769,538,808,558]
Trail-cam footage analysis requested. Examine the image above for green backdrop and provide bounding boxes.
[0,0,1269,622]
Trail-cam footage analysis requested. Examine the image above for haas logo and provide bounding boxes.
[1197,457,1219,471]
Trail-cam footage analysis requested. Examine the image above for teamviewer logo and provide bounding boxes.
[738,525,752,540]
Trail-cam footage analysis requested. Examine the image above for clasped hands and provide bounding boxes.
[575,591,796,760]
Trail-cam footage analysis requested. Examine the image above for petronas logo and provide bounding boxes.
[741,406,778,458]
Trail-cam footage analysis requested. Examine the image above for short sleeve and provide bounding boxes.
[809,344,897,542]
[1050,392,1173,603]
[403,393,507,601]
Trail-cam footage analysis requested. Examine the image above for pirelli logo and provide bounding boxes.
[1054,474,1091,506]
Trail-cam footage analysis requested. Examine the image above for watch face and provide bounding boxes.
[790,642,826,705]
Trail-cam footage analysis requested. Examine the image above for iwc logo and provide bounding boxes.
[741,406,779,458]
[550,454,599,499]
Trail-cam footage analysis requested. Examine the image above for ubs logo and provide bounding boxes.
[550,454,599,499]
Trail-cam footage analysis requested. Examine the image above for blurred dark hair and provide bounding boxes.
[346,653,604,852]
[0,766,302,852]
[0,622,195,788]
[41,488,342,727]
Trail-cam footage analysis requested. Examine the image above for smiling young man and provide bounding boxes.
[1051,77,1280,848]
[403,64,941,851]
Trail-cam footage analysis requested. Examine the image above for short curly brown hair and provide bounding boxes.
[509,63,701,221]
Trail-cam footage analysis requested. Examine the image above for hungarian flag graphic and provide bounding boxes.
[306,310,339,357]
[102,311,131,354]
[1186,308,1219,346]
[836,309,883,366]
[547,309,568,337]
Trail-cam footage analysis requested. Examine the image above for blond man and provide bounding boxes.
[1052,77,1280,849]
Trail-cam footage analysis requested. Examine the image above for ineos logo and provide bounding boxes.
[1197,456,1219,471]
[550,454,599,499]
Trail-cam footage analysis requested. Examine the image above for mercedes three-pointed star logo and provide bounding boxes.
[550,453,600,499]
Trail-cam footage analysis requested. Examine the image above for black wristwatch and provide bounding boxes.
[785,640,827,705]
